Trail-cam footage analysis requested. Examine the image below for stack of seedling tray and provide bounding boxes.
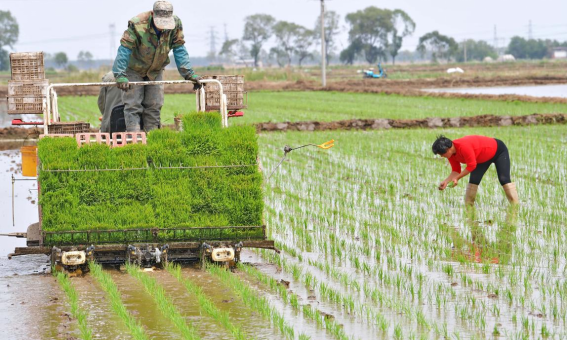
[38,113,264,245]
[8,52,48,114]
[201,75,246,110]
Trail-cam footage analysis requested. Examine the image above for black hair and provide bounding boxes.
[432,135,453,155]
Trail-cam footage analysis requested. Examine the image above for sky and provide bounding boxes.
[2,0,567,60]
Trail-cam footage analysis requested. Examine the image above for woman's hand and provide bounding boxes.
[439,180,449,191]
[450,178,458,188]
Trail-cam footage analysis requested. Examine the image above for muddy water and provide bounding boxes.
[72,275,134,339]
[0,270,77,339]
[0,148,39,257]
[426,83,567,98]
[173,266,280,339]
[244,250,381,340]
[145,268,235,340]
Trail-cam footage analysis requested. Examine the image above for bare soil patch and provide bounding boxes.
[256,113,567,132]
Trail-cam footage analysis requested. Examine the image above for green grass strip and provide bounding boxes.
[238,263,351,340]
[166,264,250,340]
[125,264,201,340]
[54,272,93,340]
[88,262,149,340]
[208,264,306,340]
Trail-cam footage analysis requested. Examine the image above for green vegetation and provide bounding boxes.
[239,263,350,340]
[208,264,307,340]
[56,91,567,127]
[88,262,149,340]
[126,264,201,340]
[54,272,93,340]
[38,112,263,237]
[166,264,249,340]
[257,124,567,338]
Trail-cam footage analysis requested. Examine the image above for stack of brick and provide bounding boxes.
[7,52,48,115]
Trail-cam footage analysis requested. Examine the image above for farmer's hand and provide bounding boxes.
[450,178,458,187]
[116,76,130,92]
[186,74,203,91]
[439,180,449,191]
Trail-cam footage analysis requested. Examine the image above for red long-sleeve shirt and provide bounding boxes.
[448,135,497,173]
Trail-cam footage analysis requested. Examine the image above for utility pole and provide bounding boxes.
[209,26,218,59]
[493,25,498,55]
[528,20,533,40]
[109,23,116,60]
[320,0,326,87]
[224,23,229,42]
[463,40,467,63]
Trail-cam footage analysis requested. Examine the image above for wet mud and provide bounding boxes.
[0,260,76,340]
[72,274,133,339]
[177,266,281,339]
[257,112,567,132]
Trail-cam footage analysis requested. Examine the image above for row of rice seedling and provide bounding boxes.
[126,264,201,340]
[207,264,308,340]
[57,91,567,126]
[37,112,263,237]
[166,264,249,340]
[259,125,567,338]
[54,272,93,340]
[238,262,351,340]
[88,262,149,340]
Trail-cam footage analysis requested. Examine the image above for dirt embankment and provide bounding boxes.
[2,75,566,103]
[245,76,567,104]
[0,127,42,140]
[1,113,565,139]
[256,113,567,133]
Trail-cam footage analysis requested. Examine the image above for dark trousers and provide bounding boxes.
[469,139,512,186]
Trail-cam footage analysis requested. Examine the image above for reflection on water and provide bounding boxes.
[0,149,39,258]
[426,83,567,98]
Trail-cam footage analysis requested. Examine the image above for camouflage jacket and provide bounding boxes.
[120,11,185,80]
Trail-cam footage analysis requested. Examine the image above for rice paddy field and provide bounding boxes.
[2,90,567,339]
[56,91,567,126]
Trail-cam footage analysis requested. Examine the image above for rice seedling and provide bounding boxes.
[207,264,306,340]
[258,124,567,338]
[37,112,263,240]
[57,91,567,126]
[165,264,249,340]
[125,264,201,340]
[238,263,351,340]
[88,262,149,340]
[54,272,93,340]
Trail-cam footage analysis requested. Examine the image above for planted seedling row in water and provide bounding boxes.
[54,272,93,340]
[126,264,201,340]
[88,262,150,340]
[207,264,308,340]
[165,264,249,340]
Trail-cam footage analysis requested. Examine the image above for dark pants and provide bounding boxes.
[469,139,512,186]
[122,68,164,132]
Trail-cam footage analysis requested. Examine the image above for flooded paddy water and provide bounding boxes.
[426,83,567,98]
[1,120,566,339]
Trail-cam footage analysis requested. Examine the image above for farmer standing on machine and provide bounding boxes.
[432,135,519,206]
[112,0,202,132]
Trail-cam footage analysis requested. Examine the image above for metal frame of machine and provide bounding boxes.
[6,79,276,272]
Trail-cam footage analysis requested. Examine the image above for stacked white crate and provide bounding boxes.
[8,52,48,114]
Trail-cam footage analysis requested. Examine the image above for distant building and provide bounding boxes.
[552,47,567,59]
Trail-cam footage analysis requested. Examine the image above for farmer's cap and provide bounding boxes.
[153,1,175,30]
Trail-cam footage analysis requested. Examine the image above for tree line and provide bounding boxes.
[222,7,567,66]
[1,8,567,71]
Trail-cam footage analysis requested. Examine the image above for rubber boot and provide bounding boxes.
[465,183,479,206]
[502,182,519,204]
